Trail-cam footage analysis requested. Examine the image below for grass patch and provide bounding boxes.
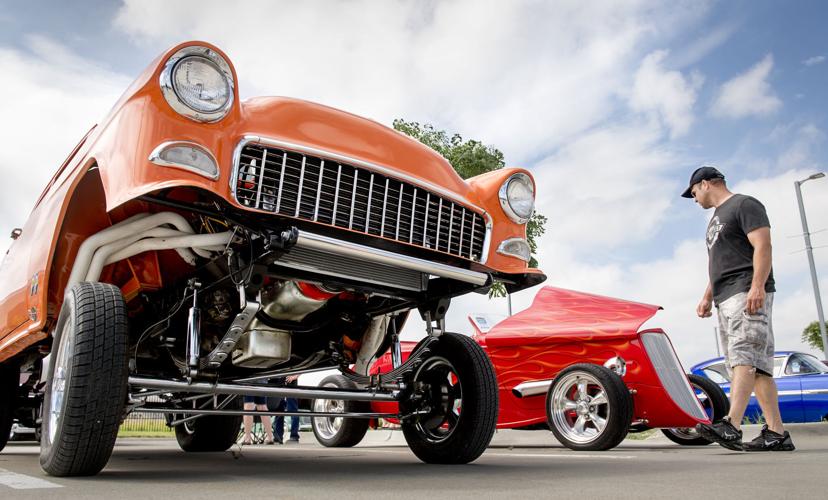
[118,429,175,438]
[625,428,658,440]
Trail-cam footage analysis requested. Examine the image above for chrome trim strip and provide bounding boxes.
[436,198,443,250]
[459,208,466,257]
[349,170,358,230]
[470,214,477,260]
[448,203,455,254]
[240,135,485,213]
[148,141,220,180]
[159,46,235,123]
[366,173,375,231]
[295,231,489,286]
[276,151,287,213]
[422,193,430,246]
[332,164,342,225]
[254,148,267,207]
[480,212,493,265]
[395,184,403,240]
[313,161,324,221]
[295,156,306,217]
[381,178,389,236]
[512,379,552,398]
[777,390,802,396]
[802,389,828,395]
[409,188,417,243]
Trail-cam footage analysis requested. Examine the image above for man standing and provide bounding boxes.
[683,166,794,451]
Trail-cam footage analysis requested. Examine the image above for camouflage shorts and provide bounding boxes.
[716,292,775,377]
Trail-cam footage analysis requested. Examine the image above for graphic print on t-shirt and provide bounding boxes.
[707,216,725,250]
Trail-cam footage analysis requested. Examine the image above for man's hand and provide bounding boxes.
[696,297,713,318]
[746,286,766,315]
[286,375,299,383]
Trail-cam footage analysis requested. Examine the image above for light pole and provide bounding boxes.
[794,172,827,360]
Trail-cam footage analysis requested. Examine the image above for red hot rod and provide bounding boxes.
[312,286,728,450]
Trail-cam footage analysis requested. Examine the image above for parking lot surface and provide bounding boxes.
[1,423,825,499]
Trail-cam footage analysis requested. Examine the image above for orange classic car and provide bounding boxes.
[0,41,545,476]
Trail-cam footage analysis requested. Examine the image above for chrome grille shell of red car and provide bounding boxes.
[641,332,708,421]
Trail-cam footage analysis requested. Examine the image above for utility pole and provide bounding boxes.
[794,172,827,360]
[714,327,721,357]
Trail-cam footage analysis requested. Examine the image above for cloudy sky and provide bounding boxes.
[1,0,827,369]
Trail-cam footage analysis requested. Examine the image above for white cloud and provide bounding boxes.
[531,122,678,249]
[0,36,130,253]
[670,22,738,68]
[803,55,826,67]
[629,50,704,138]
[710,54,782,119]
[112,0,706,164]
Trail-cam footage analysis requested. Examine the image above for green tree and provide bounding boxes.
[801,321,828,351]
[392,119,546,297]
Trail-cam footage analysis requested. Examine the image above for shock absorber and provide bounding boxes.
[185,279,202,381]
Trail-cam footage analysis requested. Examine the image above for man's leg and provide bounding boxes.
[753,374,784,434]
[242,402,255,443]
[257,404,275,442]
[273,398,286,443]
[727,365,757,430]
[287,398,300,440]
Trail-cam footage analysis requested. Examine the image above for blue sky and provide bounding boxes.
[1,0,827,366]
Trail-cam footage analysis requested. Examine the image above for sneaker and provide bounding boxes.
[287,436,299,443]
[743,425,795,452]
[696,417,743,451]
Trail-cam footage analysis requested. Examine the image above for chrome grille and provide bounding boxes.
[640,332,708,420]
[233,142,487,261]
[276,245,426,292]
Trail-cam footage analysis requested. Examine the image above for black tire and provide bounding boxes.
[661,374,730,446]
[40,282,130,476]
[546,363,633,451]
[175,398,243,452]
[401,332,498,464]
[311,375,370,447]
[0,364,17,452]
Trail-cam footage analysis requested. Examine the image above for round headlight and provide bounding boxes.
[498,173,535,223]
[160,46,235,123]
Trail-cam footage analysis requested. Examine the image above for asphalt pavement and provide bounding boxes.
[1,423,826,499]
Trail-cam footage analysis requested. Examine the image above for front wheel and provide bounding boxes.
[175,398,243,452]
[311,375,370,447]
[40,282,130,476]
[546,363,633,451]
[661,374,730,446]
[0,365,17,452]
[400,332,498,464]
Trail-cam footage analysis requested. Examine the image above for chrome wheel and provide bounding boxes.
[411,356,463,444]
[549,371,610,445]
[48,322,73,445]
[312,382,346,441]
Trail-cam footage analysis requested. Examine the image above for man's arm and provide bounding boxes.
[746,226,772,315]
[697,282,713,318]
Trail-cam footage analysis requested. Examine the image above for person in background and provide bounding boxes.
[269,375,301,444]
[241,395,275,445]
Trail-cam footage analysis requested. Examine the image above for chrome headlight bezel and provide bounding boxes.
[498,173,535,224]
[159,46,235,123]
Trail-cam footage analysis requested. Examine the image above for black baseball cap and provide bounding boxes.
[681,166,725,198]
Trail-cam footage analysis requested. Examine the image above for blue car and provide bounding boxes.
[691,351,828,423]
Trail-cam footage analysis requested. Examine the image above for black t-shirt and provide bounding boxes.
[706,194,775,304]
